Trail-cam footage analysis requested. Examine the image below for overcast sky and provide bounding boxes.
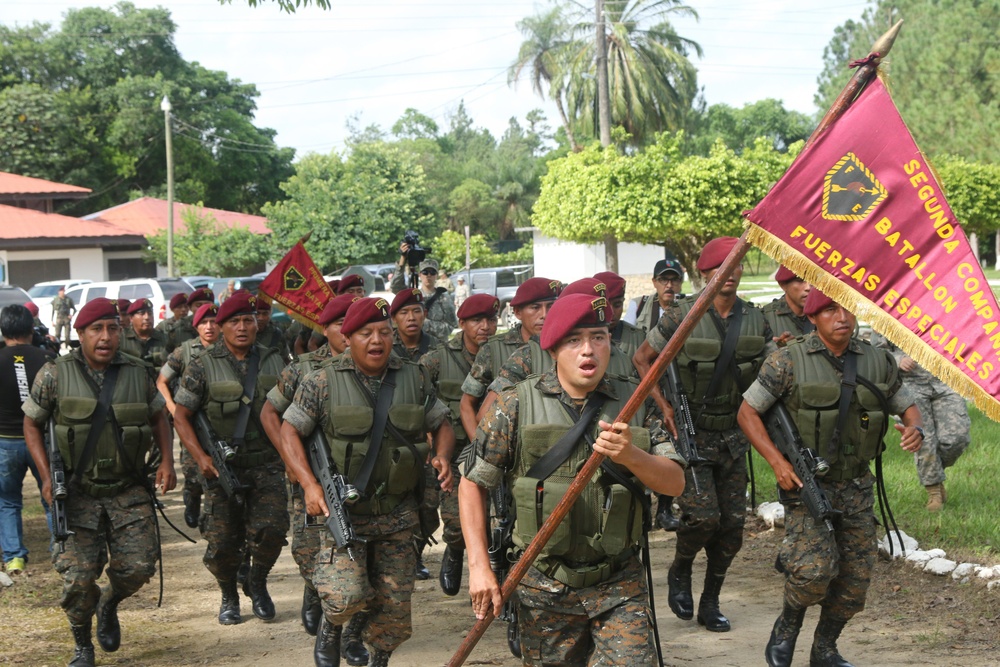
[1,0,874,157]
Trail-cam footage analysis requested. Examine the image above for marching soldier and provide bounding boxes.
[594,270,645,358]
[276,297,455,667]
[23,298,176,667]
[633,236,772,633]
[156,293,189,351]
[337,274,368,298]
[156,304,220,528]
[255,299,292,363]
[172,292,289,626]
[390,257,457,341]
[171,288,215,351]
[390,289,442,362]
[762,266,813,354]
[460,293,685,665]
[738,289,922,667]
[119,299,169,371]
[418,293,500,596]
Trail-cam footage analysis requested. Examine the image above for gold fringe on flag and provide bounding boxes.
[745,222,1000,423]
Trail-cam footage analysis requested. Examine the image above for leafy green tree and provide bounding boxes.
[933,155,1000,238]
[431,230,533,272]
[263,142,436,271]
[448,179,503,238]
[684,98,812,156]
[816,0,1000,162]
[145,206,271,275]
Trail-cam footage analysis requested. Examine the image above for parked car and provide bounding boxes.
[210,277,265,302]
[63,278,193,340]
[0,285,34,311]
[451,265,534,326]
[181,276,218,291]
[27,279,93,331]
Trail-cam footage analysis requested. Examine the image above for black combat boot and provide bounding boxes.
[667,556,694,620]
[809,615,854,667]
[656,495,680,531]
[439,545,464,596]
[302,584,323,636]
[414,540,430,580]
[244,563,276,621]
[218,578,241,625]
[342,611,370,666]
[183,486,201,529]
[314,616,342,667]
[69,621,95,667]
[369,648,392,667]
[765,603,807,667]
[696,570,731,632]
[95,586,123,652]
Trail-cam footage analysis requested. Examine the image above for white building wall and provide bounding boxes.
[0,247,106,283]
[532,231,665,282]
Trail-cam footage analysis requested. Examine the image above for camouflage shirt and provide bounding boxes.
[159,339,206,384]
[282,351,450,438]
[22,349,164,423]
[742,333,914,415]
[488,337,542,395]
[463,368,682,491]
[870,332,937,384]
[266,344,335,415]
[419,332,476,386]
[392,329,442,363]
[461,324,525,398]
[174,342,253,412]
[51,294,76,320]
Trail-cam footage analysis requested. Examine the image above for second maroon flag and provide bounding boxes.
[745,75,1000,420]
[257,237,335,333]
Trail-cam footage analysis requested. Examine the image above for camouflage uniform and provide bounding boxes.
[762,297,814,357]
[160,339,209,508]
[389,274,458,341]
[489,337,638,395]
[169,317,199,353]
[743,333,914,622]
[391,329,441,363]
[282,352,449,653]
[257,323,292,364]
[51,293,76,343]
[174,343,289,585]
[646,297,770,580]
[22,349,165,626]
[871,333,970,486]
[463,369,684,666]
[460,324,524,399]
[120,327,170,372]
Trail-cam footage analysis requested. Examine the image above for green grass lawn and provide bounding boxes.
[748,404,1000,562]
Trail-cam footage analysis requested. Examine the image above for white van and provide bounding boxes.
[63,278,193,340]
[28,279,93,331]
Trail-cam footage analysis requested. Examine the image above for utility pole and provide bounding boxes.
[161,95,175,277]
[595,0,618,272]
[464,225,471,272]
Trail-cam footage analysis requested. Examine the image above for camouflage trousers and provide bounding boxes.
[54,485,157,625]
[517,556,656,666]
[200,462,289,582]
[288,481,322,587]
[675,427,748,571]
[908,379,971,486]
[439,462,464,548]
[313,502,419,653]
[54,318,71,344]
[780,471,877,620]
[418,463,441,544]
[179,447,201,499]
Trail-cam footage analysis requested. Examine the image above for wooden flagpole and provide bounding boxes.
[447,19,903,667]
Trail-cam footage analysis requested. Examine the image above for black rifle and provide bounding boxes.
[764,403,839,532]
[488,480,521,658]
[193,411,247,502]
[663,361,703,493]
[306,429,363,561]
[47,419,72,551]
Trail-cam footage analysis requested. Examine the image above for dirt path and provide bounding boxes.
[2,469,997,666]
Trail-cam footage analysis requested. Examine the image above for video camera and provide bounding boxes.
[402,230,432,268]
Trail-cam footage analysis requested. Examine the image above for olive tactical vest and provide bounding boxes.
[782,336,894,481]
[322,359,429,515]
[510,374,650,585]
[484,326,524,379]
[523,339,636,382]
[199,344,283,466]
[53,354,152,496]
[612,320,646,360]
[120,329,168,369]
[675,297,766,430]
[436,340,473,446]
[762,298,811,338]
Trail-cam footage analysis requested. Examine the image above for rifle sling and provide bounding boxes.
[229,347,260,450]
[525,394,606,482]
[70,361,120,487]
[423,287,446,312]
[828,351,858,460]
[418,333,433,356]
[349,368,399,496]
[702,301,744,409]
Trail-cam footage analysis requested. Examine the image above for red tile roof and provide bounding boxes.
[85,197,270,236]
[0,171,91,196]
[0,204,140,240]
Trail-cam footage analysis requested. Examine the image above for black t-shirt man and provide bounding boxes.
[0,344,49,437]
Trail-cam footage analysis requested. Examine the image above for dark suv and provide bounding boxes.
[453,265,534,327]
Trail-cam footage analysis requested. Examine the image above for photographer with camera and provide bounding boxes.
[391,231,457,341]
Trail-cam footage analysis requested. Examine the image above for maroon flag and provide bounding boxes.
[258,238,335,332]
[745,76,1000,419]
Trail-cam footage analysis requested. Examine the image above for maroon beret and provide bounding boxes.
[193,303,218,327]
[187,288,214,306]
[696,236,740,272]
[327,279,341,293]
[593,271,626,300]
[775,266,800,284]
[390,288,424,316]
[560,278,607,299]
[803,289,835,316]
[337,274,365,294]
[255,298,271,313]
[540,294,610,351]
[341,297,391,337]
[510,277,561,307]
[169,293,188,309]
[215,291,257,325]
[127,298,153,315]
[24,301,39,317]
[319,294,360,325]
[74,298,120,330]
[458,293,500,320]
[116,298,131,315]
